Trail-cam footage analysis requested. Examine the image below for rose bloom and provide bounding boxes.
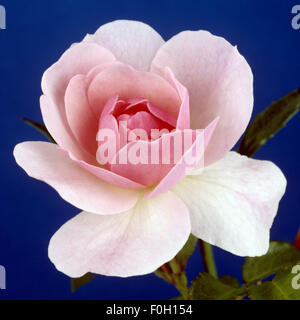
[14,20,286,278]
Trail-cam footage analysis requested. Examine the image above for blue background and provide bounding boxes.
[0,0,299,300]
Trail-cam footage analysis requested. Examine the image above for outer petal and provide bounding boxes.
[151,31,253,165]
[172,152,287,256]
[48,192,191,277]
[65,75,98,156]
[41,43,115,160]
[83,20,164,71]
[42,42,115,108]
[40,95,97,164]
[13,142,139,215]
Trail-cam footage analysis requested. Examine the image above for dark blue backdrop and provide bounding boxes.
[0,0,299,300]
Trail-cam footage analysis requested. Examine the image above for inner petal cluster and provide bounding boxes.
[101,97,176,144]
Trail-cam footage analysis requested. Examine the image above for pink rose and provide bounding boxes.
[14,20,286,278]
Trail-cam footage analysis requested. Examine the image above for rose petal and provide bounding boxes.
[97,95,122,164]
[62,148,145,190]
[40,95,97,164]
[14,142,140,215]
[88,63,181,119]
[110,130,197,186]
[145,118,219,199]
[83,20,164,71]
[164,67,190,130]
[172,152,287,256]
[48,191,191,277]
[65,75,98,155]
[146,101,177,128]
[122,99,177,127]
[151,31,253,165]
[41,43,115,161]
[42,42,115,108]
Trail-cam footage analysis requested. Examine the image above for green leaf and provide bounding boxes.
[237,88,300,157]
[219,275,240,288]
[21,117,55,143]
[71,273,95,293]
[189,272,246,300]
[248,269,300,300]
[243,241,300,284]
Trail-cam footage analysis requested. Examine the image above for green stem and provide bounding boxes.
[169,260,189,299]
[199,240,218,278]
[158,262,189,299]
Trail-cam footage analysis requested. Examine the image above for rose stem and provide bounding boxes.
[199,240,218,278]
